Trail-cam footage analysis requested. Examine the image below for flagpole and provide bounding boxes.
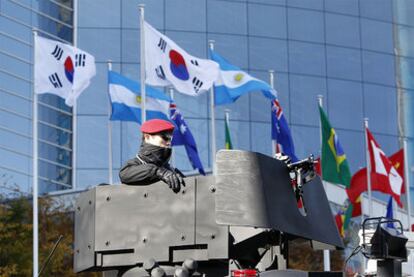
[72,0,79,190]
[107,61,113,184]
[169,87,175,167]
[139,4,146,123]
[317,94,330,271]
[32,28,39,277]
[404,138,412,229]
[364,118,373,217]
[269,70,276,156]
[208,40,216,175]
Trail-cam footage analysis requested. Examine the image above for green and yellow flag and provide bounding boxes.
[225,113,233,150]
[319,106,351,188]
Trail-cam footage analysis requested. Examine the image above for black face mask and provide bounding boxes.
[138,142,172,166]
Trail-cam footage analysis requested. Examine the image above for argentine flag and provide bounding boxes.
[108,71,171,124]
[209,49,277,105]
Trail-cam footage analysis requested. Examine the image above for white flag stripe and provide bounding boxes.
[144,21,219,96]
[214,70,259,88]
[109,84,169,114]
[371,140,388,176]
[34,36,96,106]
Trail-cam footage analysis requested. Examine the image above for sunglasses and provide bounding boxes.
[159,132,173,141]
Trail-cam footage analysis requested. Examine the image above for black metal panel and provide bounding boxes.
[215,150,343,248]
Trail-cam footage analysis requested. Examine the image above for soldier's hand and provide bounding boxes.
[173,168,186,188]
[156,167,182,193]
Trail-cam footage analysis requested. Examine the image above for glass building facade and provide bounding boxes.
[0,0,74,194]
[1,0,414,206]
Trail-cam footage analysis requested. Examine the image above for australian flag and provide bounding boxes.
[271,99,298,162]
[170,103,206,175]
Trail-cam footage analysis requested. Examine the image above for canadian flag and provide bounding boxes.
[366,128,403,206]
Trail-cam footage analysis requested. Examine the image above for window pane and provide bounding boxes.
[207,0,247,35]
[122,0,164,29]
[324,0,359,16]
[2,0,31,25]
[360,0,393,21]
[0,147,30,175]
[362,51,395,86]
[291,125,320,160]
[288,8,324,43]
[78,28,121,62]
[290,74,326,126]
[250,122,272,156]
[249,37,288,72]
[289,41,326,76]
[287,0,323,10]
[0,128,31,154]
[327,79,363,131]
[0,52,31,80]
[0,90,31,117]
[77,116,121,169]
[39,123,71,148]
[361,19,393,54]
[326,46,362,81]
[166,0,206,32]
[0,109,31,135]
[39,104,72,130]
[208,34,248,69]
[78,0,119,28]
[325,14,360,48]
[248,3,286,39]
[363,84,398,136]
[39,160,71,186]
[39,141,71,167]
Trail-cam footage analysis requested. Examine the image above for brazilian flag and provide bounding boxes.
[319,106,351,188]
[225,114,233,150]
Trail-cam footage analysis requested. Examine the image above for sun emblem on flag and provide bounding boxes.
[136,96,142,104]
[234,73,244,82]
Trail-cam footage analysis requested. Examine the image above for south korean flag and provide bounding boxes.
[144,21,219,96]
[34,35,96,106]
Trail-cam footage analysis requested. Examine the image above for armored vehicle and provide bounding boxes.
[74,150,343,276]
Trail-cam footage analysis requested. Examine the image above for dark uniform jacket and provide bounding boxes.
[119,142,174,186]
[119,155,162,186]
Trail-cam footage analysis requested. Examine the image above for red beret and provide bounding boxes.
[141,119,175,134]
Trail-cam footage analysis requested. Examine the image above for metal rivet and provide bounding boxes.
[181,235,186,241]
[144,193,148,198]
[142,237,147,243]
[106,196,111,201]
[209,185,216,193]
[105,241,110,246]
[211,234,216,240]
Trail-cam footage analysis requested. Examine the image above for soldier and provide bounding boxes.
[119,119,185,193]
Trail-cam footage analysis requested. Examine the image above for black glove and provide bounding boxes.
[156,167,185,193]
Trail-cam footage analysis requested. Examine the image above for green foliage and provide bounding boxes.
[0,190,100,277]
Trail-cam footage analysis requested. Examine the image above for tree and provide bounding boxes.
[0,188,100,277]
